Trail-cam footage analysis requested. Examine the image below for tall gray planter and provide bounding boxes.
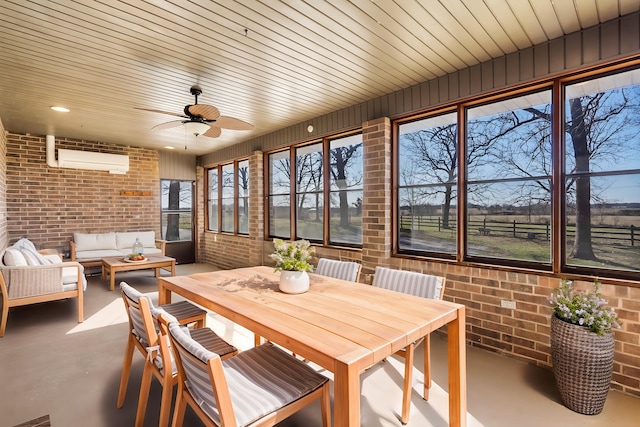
[550,314,615,415]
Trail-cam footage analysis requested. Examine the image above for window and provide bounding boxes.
[564,69,640,274]
[266,131,363,247]
[268,150,291,238]
[394,64,640,279]
[161,180,193,241]
[398,112,457,256]
[329,133,363,245]
[206,159,250,235]
[221,164,234,233]
[238,160,249,235]
[207,168,218,231]
[296,143,324,241]
[466,90,552,265]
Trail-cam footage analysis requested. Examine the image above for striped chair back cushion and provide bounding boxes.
[121,283,152,346]
[315,258,361,282]
[372,266,444,300]
[121,282,176,374]
[168,321,220,413]
[169,322,329,426]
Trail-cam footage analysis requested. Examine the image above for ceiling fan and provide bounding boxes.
[136,86,254,138]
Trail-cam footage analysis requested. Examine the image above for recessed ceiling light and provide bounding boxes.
[164,146,175,150]
[51,106,70,112]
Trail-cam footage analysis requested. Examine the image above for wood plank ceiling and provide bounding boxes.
[0,0,637,155]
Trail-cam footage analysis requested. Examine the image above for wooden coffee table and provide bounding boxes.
[102,255,176,291]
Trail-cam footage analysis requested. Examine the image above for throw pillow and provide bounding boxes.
[4,248,28,266]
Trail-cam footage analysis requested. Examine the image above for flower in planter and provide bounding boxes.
[550,279,620,336]
[270,239,315,272]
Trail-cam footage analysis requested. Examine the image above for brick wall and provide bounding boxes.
[196,118,640,398]
[5,133,160,253]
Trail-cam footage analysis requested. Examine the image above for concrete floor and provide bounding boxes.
[1,263,638,427]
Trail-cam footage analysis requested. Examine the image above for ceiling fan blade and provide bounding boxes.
[151,120,184,131]
[213,116,254,130]
[187,104,220,120]
[202,126,222,138]
[135,107,187,118]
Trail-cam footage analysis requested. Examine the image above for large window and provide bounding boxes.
[296,143,324,241]
[395,65,640,280]
[398,112,458,256]
[564,69,640,274]
[268,150,291,238]
[267,132,363,247]
[466,90,552,265]
[207,159,249,235]
[161,180,193,241]
[329,134,363,245]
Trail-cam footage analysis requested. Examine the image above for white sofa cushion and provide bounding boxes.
[116,231,156,251]
[45,254,87,289]
[74,232,117,251]
[4,248,27,266]
[119,247,163,256]
[75,249,123,260]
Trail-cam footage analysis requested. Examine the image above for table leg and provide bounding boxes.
[170,261,175,276]
[109,267,116,291]
[158,279,171,305]
[333,361,360,427]
[448,306,467,427]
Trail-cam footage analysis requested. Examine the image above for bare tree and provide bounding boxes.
[329,143,362,227]
[519,90,638,260]
[297,151,323,221]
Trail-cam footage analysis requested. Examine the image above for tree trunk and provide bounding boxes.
[568,98,596,260]
[166,181,181,241]
[442,184,452,229]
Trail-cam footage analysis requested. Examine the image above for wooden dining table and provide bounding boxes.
[158,266,467,427]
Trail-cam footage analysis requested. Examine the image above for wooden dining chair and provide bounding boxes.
[161,314,331,427]
[117,282,238,427]
[372,266,446,425]
[315,258,362,282]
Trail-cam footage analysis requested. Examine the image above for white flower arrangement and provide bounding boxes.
[550,279,620,336]
[269,239,315,272]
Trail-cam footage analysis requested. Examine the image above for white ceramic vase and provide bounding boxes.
[279,270,310,294]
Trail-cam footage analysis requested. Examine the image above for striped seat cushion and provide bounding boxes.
[159,299,206,322]
[168,322,328,427]
[120,281,205,325]
[372,266,443,300]
[315,258,360,282]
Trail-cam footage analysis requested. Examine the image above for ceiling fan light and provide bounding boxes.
[184,121,210,136]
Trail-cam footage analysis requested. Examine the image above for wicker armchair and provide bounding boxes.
[0,245,85,337]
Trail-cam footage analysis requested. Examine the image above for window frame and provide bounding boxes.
[206,158,250,236]
[392,61,640,281]
[265,129,364,249]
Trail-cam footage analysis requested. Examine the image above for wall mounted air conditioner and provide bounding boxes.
[45,135,130,174]
[57,148,129,174]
